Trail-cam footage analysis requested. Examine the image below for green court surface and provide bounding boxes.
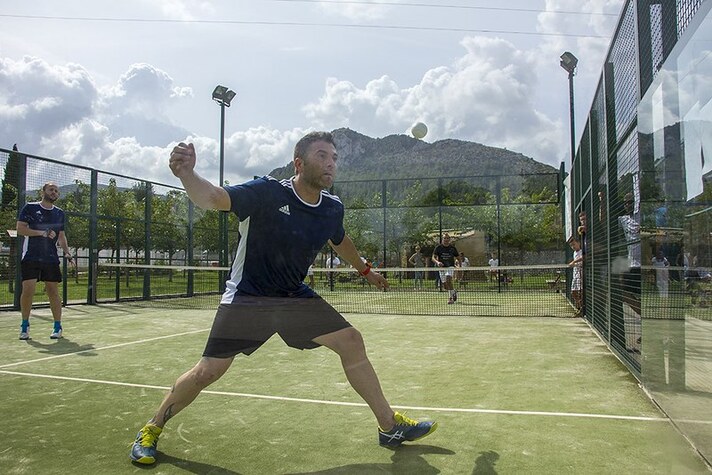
[1,305,709,474]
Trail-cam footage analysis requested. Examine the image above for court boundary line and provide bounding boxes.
[0,328,209,369]
[1,368,693,423]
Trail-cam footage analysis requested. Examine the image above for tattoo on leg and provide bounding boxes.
[163,404,175,423]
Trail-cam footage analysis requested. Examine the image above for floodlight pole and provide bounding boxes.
[560,52,578,169]
[218,100,227,284]
[213,85,235,286]
[566,71,576,167]
[219,100,226,188]
[560,52,581,318]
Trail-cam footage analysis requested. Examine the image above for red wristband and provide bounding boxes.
[359,266,371,276]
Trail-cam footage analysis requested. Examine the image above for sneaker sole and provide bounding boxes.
[129,454,156,465]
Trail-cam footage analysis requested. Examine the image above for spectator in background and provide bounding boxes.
[487,253,499,282]
[578,210,588,256]
[456,252,470,283]
[307,262,315,288]
[459,252,470,268]
[567,237,584,317]
[408,245,425,289]
[326,254,341,285]
[600,191,641,354]
[651,248,669,299]
[326,254,341,269]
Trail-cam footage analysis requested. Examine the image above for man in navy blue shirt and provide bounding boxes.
[16,182,75,340]
[432,233,460,304]
[130,132,437,465]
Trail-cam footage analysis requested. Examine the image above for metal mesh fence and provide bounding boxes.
[0,148,565,314]
[572,0,711,465]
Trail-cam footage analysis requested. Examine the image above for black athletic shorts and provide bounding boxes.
[202,296,352,358]
[21,260,62,283]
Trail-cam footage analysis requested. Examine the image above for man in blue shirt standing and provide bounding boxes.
[16,182,75,340]
[130,131,437,465]
[432,233,460,304]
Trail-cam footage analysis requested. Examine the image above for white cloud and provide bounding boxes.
[221,127,310,182]
[101,63,192,117]
[0,1,628,184]
[536,0,623,75]
[0,56,96,149]
[303,36,565,166]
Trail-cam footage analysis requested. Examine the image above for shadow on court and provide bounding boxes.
[26,337,97,356]
[287,444,455,474]
[137,452,243,474]
[472,450,500,474]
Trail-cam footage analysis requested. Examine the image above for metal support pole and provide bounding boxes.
[568,71,576,169]
[218,102,229,288]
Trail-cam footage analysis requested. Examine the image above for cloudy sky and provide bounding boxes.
[0,0,624,187]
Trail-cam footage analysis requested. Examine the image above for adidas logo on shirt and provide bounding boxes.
[278,205,290,215]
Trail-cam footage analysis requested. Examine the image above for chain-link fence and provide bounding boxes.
[570,0,711,465]
[0,147,565,310]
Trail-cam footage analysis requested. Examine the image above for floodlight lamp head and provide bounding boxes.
[212,85,227,100]
[212,85,236,106]
[224,90,236,107]
[560,51,578,75]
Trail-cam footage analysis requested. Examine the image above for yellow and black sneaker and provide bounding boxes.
[129,424,162,464]
[378,412,437,448]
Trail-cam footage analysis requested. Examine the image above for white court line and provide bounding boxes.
[0,368,691,423]
[0,328,209,369]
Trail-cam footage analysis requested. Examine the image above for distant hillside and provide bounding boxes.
[269,128,558,182]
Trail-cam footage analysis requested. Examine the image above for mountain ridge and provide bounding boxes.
[268,127,558,181]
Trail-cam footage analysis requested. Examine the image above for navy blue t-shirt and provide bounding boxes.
[433,244,459,267]
[18,202,65,264]
[221,176,345,301]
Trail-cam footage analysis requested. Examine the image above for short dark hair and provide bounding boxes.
[294,131,335,160]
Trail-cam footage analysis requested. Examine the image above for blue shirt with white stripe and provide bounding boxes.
[18,202,65,264]
[221,176,345,301]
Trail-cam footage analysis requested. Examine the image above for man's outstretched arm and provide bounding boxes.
[169,142,230,211]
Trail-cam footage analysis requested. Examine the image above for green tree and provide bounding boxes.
[97,179,143,283]
[56,180,91,282]
[193,209,221,258]
[151,190,188,280]
[419,180,493,206]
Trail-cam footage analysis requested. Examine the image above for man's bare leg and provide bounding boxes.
[313,327,395,430]
[314,327,437,448]
[150,356,234,427]
[19,279,37,339]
